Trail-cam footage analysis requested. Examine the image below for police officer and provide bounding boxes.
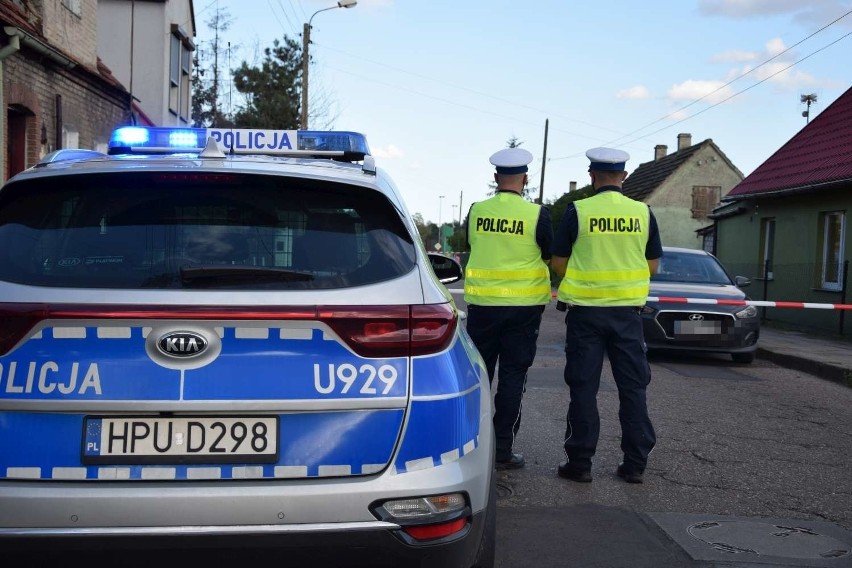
[464,147,552,470]
[551,147,662,484]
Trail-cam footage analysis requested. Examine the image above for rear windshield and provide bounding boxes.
[0,171,416,289]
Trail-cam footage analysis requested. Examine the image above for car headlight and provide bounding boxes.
[640,305,656,315]
[735,305,758,319]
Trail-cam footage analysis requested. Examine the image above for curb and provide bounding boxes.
[756,347,852,389]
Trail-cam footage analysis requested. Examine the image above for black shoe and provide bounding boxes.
[616,464,644,484]
[495,452,525,470]
[557,462,592,483]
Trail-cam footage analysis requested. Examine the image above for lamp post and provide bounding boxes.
[301,0,357,129]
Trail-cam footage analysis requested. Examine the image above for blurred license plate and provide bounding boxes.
[674,320,721,336]
[82,416,279,464]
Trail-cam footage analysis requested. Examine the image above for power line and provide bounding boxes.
[324,63,624,146]
[614,29,852,149]
[317,42,628,138]
[272,0,302,37]
[267,0,297,38]
[602,7,852,149]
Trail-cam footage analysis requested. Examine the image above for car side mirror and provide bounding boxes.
[428,252,463,284]
[735,275,751,288]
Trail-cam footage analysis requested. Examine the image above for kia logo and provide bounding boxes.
[58,257,81,267]
[688,314,705,321]
[157,331,208,358]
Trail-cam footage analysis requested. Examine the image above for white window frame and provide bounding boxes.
[821,211,846,291]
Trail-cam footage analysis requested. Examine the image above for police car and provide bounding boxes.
[0,127,496,567]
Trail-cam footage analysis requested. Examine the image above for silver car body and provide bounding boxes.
[0,129,494,566]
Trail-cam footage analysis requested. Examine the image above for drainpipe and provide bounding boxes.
[0,32,20,60]
[0,33,21,183]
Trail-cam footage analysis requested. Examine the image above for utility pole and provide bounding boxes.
[301,22,311,129]
[212,14,220,124]
[801,93,817,124]
[538,118,548,204]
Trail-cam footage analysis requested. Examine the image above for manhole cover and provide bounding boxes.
[688,520,851,560]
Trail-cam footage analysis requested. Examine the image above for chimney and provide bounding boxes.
[569,181,577,192]
[677,133,692,151]
[654,145,667,161]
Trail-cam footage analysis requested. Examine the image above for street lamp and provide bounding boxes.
[451,204,458,226]
[301,0,357,129]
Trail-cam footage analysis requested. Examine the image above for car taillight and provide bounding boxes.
[320,303,457,358]
[0,302,458,358]
[0,304,47,356]
[411,303,457,356]
[319,306,410,357]
[0,303,317,356]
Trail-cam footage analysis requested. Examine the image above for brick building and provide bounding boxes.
[1,0,130,183]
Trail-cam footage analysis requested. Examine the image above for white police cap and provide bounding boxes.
[586,147,630,171]
[490,147,533,175]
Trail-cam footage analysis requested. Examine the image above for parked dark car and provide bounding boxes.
[642,247,760,363]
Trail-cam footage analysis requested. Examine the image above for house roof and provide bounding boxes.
[724,85,852,200]
[622,139,730,201]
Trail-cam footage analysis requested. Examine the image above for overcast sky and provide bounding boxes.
[193,0,852,225]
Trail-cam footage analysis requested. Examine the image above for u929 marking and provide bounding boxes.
[313,363,398,395]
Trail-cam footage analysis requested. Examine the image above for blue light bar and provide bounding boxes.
[108,127,370,158]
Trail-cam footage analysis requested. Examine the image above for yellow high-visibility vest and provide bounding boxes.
[464,193,551,306]
[557,191,651,307]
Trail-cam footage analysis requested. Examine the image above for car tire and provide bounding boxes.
[471,472,497,568]
[731,351,755,364]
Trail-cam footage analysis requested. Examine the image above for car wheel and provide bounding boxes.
[731,352,755,364]
[471,472,497,568]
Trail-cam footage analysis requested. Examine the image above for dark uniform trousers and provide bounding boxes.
[562,305,656,472]
[466,304,544,461]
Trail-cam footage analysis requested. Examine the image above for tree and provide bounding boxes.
[231,37,302,129]
[546,183,594,229]
[192,7,235,128]
[488,136,538,199]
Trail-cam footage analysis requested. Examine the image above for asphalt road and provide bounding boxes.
[456,295,852,568]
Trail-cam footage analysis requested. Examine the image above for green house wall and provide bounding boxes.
[715,186,851,334]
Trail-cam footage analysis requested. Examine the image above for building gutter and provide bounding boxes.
[721,178,852,202]
[3,26,76,69]
[708,206,747,220]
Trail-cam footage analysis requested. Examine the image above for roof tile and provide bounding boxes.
[726,85,852,198]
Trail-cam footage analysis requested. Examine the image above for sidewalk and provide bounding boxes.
[757,325,852,387]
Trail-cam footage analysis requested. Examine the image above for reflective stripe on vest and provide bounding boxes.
[464,193,551,306]
[557,192,650,307]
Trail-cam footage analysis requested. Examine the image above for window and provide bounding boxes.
[181,45,191,121]
[759,217,775,279]
[821,211,846,290]
[169,26,194,120]
[0,173,416,290]
[62,0,82,17]
[691,186,721,219]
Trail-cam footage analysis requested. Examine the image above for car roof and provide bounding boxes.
[9,128,384,188]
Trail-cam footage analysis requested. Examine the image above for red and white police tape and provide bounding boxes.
[645,297,852,310]
[447,289,852,310]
